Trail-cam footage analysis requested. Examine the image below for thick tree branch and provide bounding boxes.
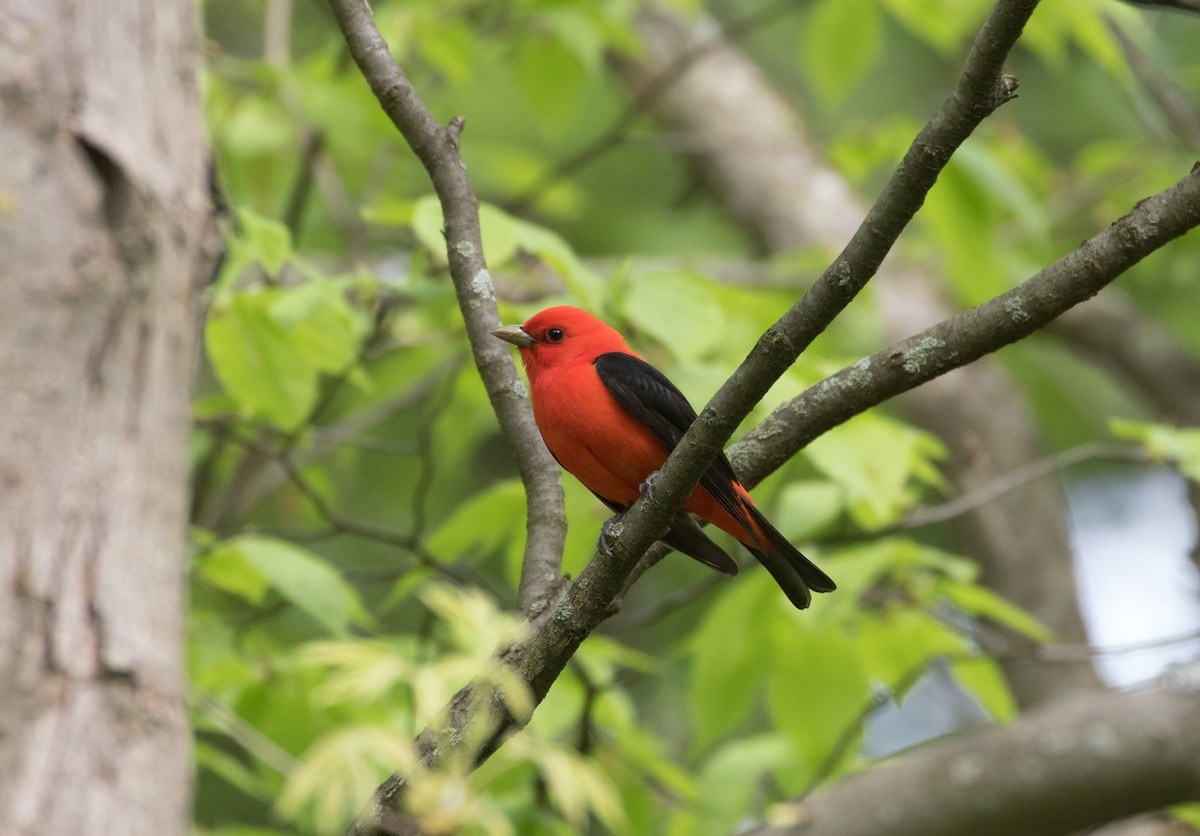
[328,0,1200,830]
[620,6,1102,708]
[732,166,1200,484]
[747,673,1200,836]
[325,0,566,616]
[335,2,1045,829]
[596,0,1039,581]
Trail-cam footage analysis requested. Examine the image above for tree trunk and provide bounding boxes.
[0,1,216,834]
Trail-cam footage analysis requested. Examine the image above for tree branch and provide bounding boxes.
[596,0,1039,585]
[333,2,1048,828]
[327,0,1200,830]
[616,8,1099,705]
[325,0,566,616]
[747,674,1200,836]
[732,165,1200,486]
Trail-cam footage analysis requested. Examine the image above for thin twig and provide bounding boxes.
[1035,626,1200,662]
[215,426,486,590]
[812,443,1153,547]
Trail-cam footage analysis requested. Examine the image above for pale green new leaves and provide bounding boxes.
[1112,419,1200,483]
[687,537,1031,800]
[805,412,948,529]
[277,585,540,832]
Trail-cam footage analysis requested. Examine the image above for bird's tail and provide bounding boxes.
[741,502,836,609]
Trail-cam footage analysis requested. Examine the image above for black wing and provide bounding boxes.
[593,352,757,542]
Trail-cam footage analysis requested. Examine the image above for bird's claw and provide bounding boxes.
[598,513,625,557]
[639,470,660,501]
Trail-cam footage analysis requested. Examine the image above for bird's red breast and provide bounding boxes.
[514,306,767,547]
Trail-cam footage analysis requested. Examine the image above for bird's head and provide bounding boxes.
[492,305,631,376]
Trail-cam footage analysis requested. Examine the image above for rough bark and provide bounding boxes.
[0,2,216,834]
[624,5,1101,706]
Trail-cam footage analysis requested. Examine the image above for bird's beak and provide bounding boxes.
[492,324,534,348]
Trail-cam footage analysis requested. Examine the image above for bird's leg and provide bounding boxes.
[598,472,661,556]
[598,511,627,557]
[639,469,660,501]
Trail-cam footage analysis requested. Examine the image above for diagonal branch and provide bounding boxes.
[326,0,1200,831]
[594,0,1039,583]
[325,0,566,616]
[333,1,1047,830]
[730,166,1200,486]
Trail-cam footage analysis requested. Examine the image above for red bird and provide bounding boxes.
[493,305,835,609]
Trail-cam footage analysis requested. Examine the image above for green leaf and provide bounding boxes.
[194,740,272,800]
[802,0,882,105]
[574,633,657,682]
[937,578,1054,642]
[235,208,294,276]
[427,479,526,561]
[952,655,1017,721]
[227,536,366,635]
[478,203,520,267]
[199,545,270,605]
[297,639,413,707]
[1111,419,1200,482]
[205,290,318,429]
[218,98,295,158]
[404,195,521,268]
[879,0,991,56]
[857,608,967,690]
[693,736,793,836]
[1169,803,1200,831]
[516,35,587,132]
[689,574,779,750]
[269,280,369,374]
[410,195,446,256]
[510,216,603,308]
[767,621,872,789]
[277,726,417,834]
[531,745,625,833]
[622,272,726,363]
[804,413,946,529]
[773,480,845,541]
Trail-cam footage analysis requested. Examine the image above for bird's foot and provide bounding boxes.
[598,512,626,557]
[639,470,660,501]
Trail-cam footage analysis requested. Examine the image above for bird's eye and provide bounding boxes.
[546,327,565,343]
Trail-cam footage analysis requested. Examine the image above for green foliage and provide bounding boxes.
[804,413,948,529]
[193,0,1200,832]
[802,0,882,106]
[1112,419,1200,483]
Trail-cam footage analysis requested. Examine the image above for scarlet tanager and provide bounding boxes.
[493,305,835,609]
